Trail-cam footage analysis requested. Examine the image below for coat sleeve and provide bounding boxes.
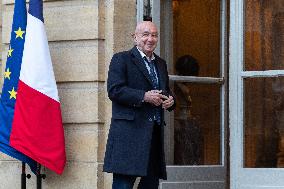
[107,53,145,108]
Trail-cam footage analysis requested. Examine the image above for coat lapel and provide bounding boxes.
[154,55,166,90]
[130,47,154,86]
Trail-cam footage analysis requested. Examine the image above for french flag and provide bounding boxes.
[0,0,66,174]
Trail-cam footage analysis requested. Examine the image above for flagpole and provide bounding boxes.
[36,163,46,189]
[21,162,31,189]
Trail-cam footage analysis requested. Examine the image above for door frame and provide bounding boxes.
[136,0,229,188]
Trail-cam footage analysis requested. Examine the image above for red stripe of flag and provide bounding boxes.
[10,80,66,174]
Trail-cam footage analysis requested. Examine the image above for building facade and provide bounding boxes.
[1,0,284,189]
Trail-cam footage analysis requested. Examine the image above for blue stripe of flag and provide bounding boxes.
[29,0,44,22]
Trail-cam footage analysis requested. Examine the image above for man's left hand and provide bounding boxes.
[162,95,174,109]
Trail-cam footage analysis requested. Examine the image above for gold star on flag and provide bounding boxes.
[14,27,25,39]
[8,87,17,99]
[4,68,12,80]
[7,46,14,57]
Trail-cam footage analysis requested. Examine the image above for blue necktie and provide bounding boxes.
[144,57,161,125]
[145,58,159,89]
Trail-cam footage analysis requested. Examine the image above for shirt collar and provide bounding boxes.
[136,47,155,62]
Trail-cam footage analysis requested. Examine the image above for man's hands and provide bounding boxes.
[162,95,174,109]
[143,90,174,109]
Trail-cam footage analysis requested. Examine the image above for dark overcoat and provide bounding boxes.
[103,47,174,179]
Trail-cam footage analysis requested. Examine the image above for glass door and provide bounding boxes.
[153,0,228,188]
[230,0,284,188]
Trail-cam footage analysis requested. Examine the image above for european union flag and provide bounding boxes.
[0,0,37,173]
[1,0,66,175]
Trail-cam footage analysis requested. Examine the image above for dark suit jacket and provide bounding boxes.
[103,46,174,179]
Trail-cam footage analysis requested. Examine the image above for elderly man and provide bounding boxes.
[103,21,175,189]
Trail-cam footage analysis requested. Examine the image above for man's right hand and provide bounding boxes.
[143,90,168,106]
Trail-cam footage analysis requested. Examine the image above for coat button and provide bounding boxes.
[148,118,152,122]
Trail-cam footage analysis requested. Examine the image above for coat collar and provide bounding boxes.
[130,46,166,89]
[130,46,153,86]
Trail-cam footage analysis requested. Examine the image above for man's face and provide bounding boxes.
[134,22,158,56]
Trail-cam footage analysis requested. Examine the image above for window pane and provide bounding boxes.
[245,0,284,71]
[143,0,153,21]
[167,82,221,165]
[173,0,220,77]
[244,77,284,168]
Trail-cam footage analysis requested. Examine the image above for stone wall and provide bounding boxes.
[0,0,136,188]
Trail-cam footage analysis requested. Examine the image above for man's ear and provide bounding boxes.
[132,33,137,42]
